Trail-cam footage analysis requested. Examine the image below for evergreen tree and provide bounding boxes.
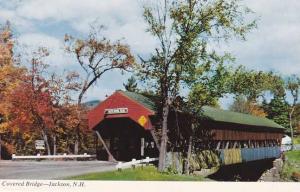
[123,76,138,92]
[263,96,290,131]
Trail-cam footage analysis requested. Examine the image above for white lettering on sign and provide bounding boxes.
[104,108,128,115]
[35,140,44,144]
[35,140,45,150]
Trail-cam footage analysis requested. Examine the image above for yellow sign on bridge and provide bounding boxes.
[138,115,147,127]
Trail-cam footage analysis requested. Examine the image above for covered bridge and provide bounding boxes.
[88,91,284,166]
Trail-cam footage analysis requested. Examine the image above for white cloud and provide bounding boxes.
[3,0,300,73]
[10,0,157,55]
[1,0,300,104]
[16,0,138,22]
[0,8,34,33]
[18,33,73,68]
[222,0,300,75]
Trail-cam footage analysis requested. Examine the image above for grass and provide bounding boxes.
[294,137,300,144]
[66,165,205,181]
[281,150,300,181]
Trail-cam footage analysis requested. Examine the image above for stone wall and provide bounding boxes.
[258,158,283,182]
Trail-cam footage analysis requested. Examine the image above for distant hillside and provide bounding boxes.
[84,100,101,109]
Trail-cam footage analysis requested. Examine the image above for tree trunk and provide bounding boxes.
[74,140,79,155]
[150,129,160,152]
[158,100,169,172]
[289,107,295,150]
[41,129,51,155]
[0,135,2,160]
[53,135,57,155]
[184,136,193,174]
[74,88,85,155]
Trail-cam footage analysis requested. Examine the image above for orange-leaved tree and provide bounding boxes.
[64,25,135,154]
[4,48,54,155]
[0,22,25,158]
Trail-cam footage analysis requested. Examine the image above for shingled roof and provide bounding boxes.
[120,91,157,112]
[201,106,284,129]
[119,91,285,130]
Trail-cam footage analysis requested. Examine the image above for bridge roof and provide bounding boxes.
[201,106,284,129]
[121,91,285,130]
[121,91,156,112]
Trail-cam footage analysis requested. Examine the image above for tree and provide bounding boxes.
[263,96,290,131]
[228,67,286,119]
[0,22,14,67]
[188,61,232,111]
[47,72,82,155]
[0,22,20,103]
[228,66,281,102]
[0,22,96,157]
[230,95,250,113]
[65,25,134,154]
[4,48,54,155]
[123,76,138,92]
[140,0,256,171]
[263,74,289,123]
[0,22,25,158]
[292,103,300,135]
[286,75,300,149]
[230,95,267,117]
[2,48,94,156]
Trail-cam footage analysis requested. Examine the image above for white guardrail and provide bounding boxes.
[116,157,158,170]
[12,153,96,160]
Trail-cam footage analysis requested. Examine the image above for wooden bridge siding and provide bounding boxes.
[211,129,283,141]
[241,147,281,162]
[219,147,281,165]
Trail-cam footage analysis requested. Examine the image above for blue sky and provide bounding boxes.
[1,0,300,108]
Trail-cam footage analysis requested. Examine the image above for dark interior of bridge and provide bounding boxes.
[95,118,158,161]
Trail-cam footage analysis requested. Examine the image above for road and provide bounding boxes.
[0,160,117,179]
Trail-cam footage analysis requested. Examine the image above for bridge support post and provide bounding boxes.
[95,130,117,162]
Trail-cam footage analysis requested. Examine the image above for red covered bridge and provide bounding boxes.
[88,91,159,161]
[88,90,284,166]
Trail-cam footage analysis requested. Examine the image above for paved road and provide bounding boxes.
[0,160,117,179]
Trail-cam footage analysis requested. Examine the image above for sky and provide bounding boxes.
[0,0,300,108]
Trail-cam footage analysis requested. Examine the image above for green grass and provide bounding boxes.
[294,137,300,144]
[281,150,300,181]
[66,166,205,181]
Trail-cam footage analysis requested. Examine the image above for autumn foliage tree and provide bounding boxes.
[64,25,135,154]
[3,48,54,155]
[230,95,267,117]
[0,23,26,157]
[47,72,82,155]
[0,22,103,157]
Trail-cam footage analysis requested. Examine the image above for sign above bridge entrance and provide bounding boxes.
[104,108,128,115]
